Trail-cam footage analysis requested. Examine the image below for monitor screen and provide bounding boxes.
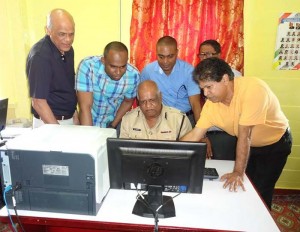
[0,98,8,132]
[107,138,207,218]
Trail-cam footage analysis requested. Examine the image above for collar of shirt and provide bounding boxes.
[154,59,179,75]
[45,35,73,62]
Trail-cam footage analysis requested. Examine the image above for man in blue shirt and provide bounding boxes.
[141,36,201,126]
[76,42,140,131]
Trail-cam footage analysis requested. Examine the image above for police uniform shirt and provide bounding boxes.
[120,105,192,140]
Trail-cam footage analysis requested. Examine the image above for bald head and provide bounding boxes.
[156,36,177,49]
[45,9,75,53]
[46,9,74,30]
[156,36,178,75]
[137,80,162,120]
[137,80,160,99]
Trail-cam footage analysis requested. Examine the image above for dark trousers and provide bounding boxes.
[207,131,237,160]
[246,129,292,209]
[187,113,195,127]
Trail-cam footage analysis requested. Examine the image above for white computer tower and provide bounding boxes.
[1,124,116,215]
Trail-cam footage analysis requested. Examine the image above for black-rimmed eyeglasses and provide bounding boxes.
[197,52,218,58]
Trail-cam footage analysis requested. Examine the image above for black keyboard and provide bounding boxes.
[204,167,219,180]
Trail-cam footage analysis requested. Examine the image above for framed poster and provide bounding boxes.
[273,13,300,70]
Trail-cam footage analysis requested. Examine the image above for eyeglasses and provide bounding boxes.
[198,52,218,58]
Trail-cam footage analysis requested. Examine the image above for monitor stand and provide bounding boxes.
[132,185,175,218]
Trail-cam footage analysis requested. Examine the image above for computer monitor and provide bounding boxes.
[0,98,8,132]
[107,138,207,218]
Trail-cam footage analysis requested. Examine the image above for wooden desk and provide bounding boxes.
[0,160,280,231]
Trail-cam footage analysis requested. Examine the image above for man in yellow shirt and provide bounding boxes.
[198,39,242,160]
[181,57,292,209]
[120,80,192,140]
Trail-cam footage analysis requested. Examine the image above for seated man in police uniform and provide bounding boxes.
[120,80,192,140]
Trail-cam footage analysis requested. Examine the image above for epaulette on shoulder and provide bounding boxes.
[166,106,183,115]
[125,107,140,116]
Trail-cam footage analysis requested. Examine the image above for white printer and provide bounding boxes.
[0,124,116,215]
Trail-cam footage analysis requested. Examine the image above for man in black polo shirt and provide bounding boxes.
[26,8,79,128]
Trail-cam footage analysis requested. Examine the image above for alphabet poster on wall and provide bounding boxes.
[273,13,300,70]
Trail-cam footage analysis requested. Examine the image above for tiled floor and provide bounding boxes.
[0,222,10,232]
[271,193,300,232]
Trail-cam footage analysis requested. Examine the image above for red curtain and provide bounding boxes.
[130,0,244,73]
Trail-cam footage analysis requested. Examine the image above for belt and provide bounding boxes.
[207,130,226,135]
[34,114,73,120]
[185,110,194,116]
[282,127,291,139]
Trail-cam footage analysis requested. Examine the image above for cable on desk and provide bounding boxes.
[134,184,182,232]
[134,190,158,232]
[134,189,156,217]
[3,185,18,232]
[12,184,26,232]
[153,192,181,232]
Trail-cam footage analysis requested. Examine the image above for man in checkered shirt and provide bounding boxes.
[76,41,140,134]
